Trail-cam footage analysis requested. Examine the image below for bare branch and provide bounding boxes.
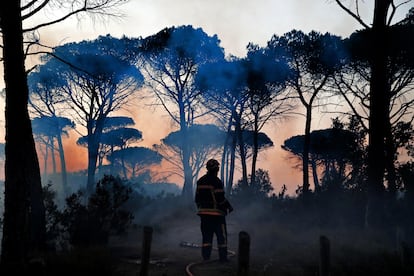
[333,73,369,131]
[334,0,371,29]
[22,0,50,20]
[388,0,412,25]
[22,0,127,33]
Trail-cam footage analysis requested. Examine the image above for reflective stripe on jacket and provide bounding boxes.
[195,173,232,216]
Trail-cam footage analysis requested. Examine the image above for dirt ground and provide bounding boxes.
[109,216,244,276]
[105,201,414,276]
[112,245,237,276]
[107,209,322,276]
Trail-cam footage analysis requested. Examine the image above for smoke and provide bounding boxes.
[257,117,304,196]
[62,134,89,172]
[27,0,393,199]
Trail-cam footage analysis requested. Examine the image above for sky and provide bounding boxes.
[39,0,379,58]
[2,0,413,194]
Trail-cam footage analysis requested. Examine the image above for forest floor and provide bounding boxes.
[105,204,414,276]
[109,215,241,276]
[14,197,412,276]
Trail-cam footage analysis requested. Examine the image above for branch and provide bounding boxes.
[334,0,370,29]
[388,0,412,25]
[334,75,369,131]
[22,0,126,33]
[21,0,50,20]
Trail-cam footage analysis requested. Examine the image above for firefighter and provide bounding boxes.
[195,158,233,262]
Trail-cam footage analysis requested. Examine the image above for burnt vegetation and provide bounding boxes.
[25,167,414,275]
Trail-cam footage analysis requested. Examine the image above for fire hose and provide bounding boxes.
[180,241,236,276]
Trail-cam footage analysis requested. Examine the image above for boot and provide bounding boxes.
[218,246,228,262]
[202,245,212,260]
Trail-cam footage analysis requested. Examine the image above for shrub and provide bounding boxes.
[47,175,134,248]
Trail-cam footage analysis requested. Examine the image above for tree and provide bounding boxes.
[33,35,144,194]
[0,2,46,268]
[267,30,346,198]
[333,0,413,227]
[31,116,75,195]
[335,8,414,195]
[77,116,142,177]
[154,124,226,185]
[233,169,274,199]
[196,57,251,191]
[195,57,280,193]
[107,147,162,179]
[60,175,133,247]
[0,0,129,270]
[244,43,293,187]
[196,56,280,194]
[28,60,79,195]
[282,124,364,193]
[139,25,225,200]
[239,130,274,159]
[231,129,274,195]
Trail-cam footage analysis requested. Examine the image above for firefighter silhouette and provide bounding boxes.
[195,158,233,262]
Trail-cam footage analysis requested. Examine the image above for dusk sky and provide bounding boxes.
[35,0,386,57]
[1,0,413,194]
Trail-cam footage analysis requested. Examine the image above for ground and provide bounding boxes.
[33,198,413,276]
[106,202,414,276]
[109,214,241,276]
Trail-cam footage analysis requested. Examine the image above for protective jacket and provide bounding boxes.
[195,172,233,216]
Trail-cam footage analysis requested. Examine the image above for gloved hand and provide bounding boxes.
[228,205,234,213]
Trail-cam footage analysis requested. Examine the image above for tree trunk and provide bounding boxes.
[51,140,57,174]
[56,133,69,195]
[86,125,103,194]
[119,150,128,179]
[384,116,397,194]
[383,82,396,195]
[250,116,259,188]
[43,141,49,179]
[227,132,237,195]
[0,0,46,268]
[181,144,193,200]
[302,105,312,197]
[365,0,390,228]
[179,101,193,201]
[221,137,229,187]
[311,159,320,193]
[235,112,248,188]
[221,114,234,189]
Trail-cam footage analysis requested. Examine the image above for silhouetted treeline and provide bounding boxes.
[1,1,413,274]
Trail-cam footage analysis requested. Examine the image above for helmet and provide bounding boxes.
[206,159,219,171]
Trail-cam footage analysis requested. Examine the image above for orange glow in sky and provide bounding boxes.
[0,0,411,195]
[52,103,310,195]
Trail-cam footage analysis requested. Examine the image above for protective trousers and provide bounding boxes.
[200,215,228,261]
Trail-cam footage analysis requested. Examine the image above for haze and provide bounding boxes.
[0,0,412,194]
